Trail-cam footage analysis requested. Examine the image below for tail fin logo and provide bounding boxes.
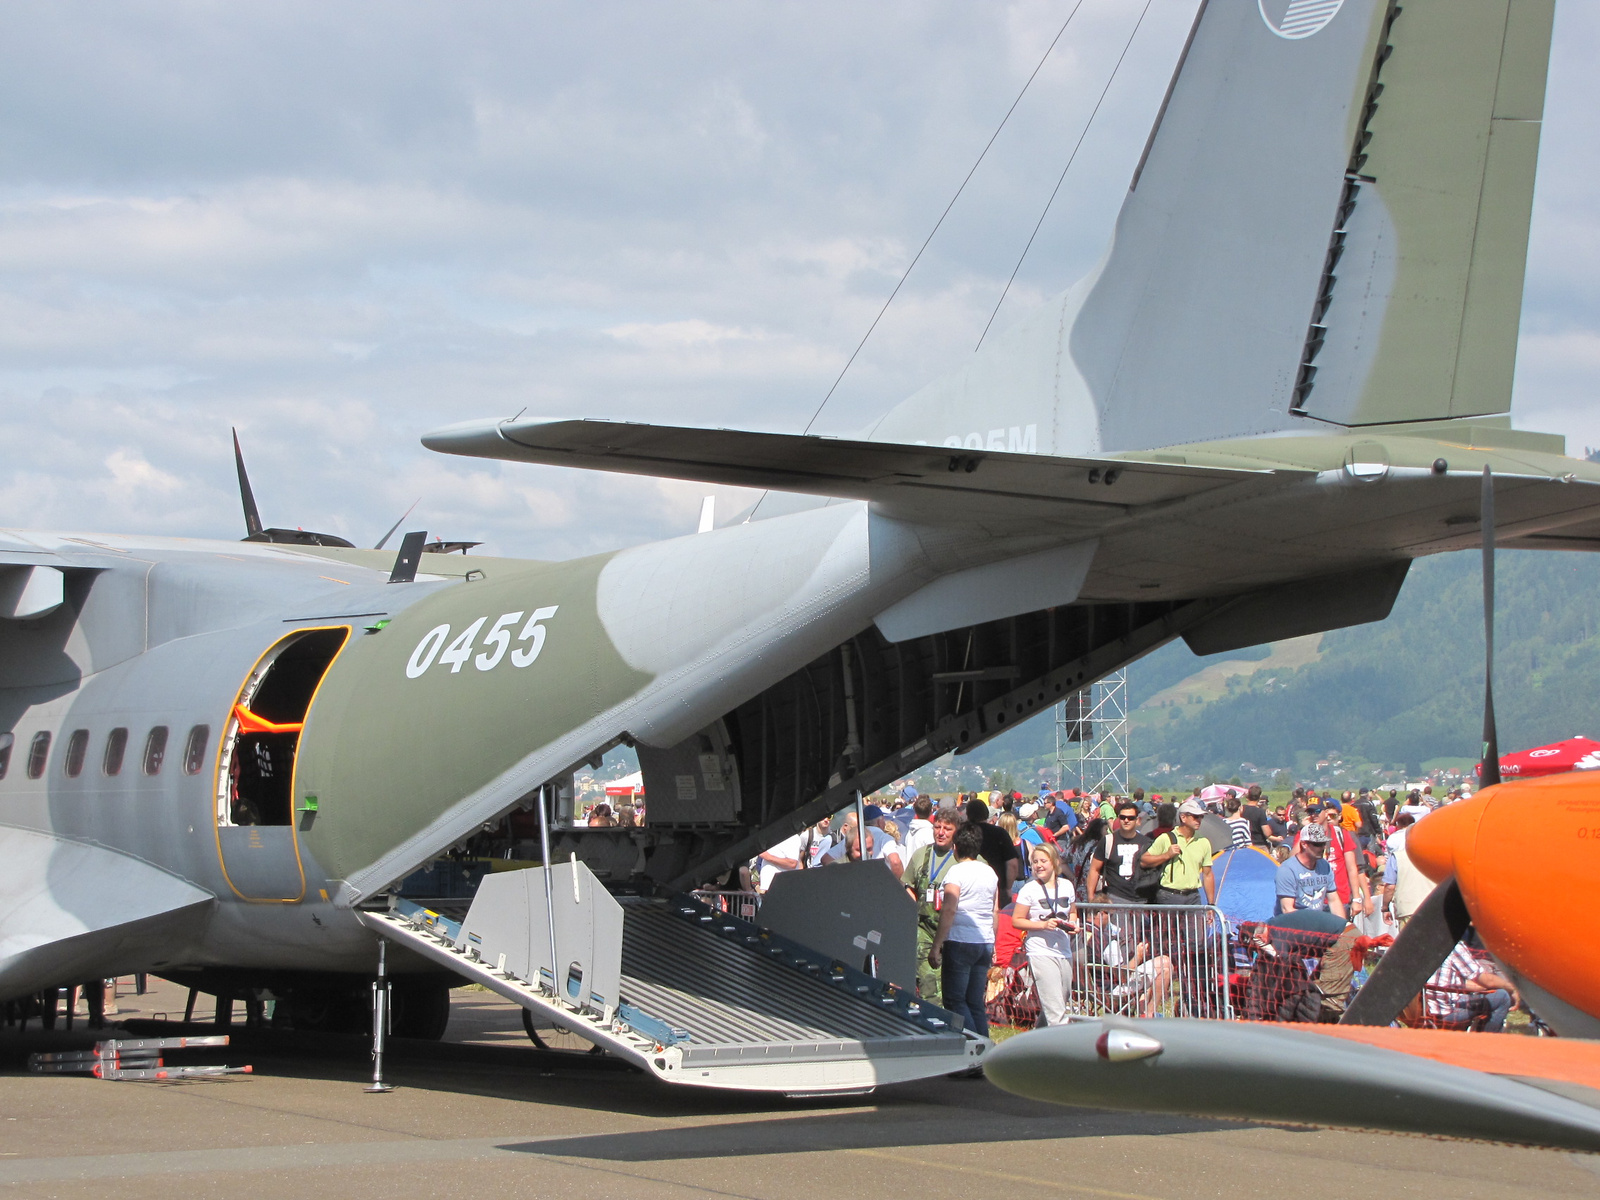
[1259,0,1345,40]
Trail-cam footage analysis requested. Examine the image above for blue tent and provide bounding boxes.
[1210,845,1281,926]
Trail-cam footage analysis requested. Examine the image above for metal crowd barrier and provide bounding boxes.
[690,889,760,923]
[1063,901,1234,1022]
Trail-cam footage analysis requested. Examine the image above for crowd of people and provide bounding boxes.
[748,778,1522,1036]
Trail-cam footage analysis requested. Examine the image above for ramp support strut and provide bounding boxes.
[538,783,561,1004]
[365,935,394,1093]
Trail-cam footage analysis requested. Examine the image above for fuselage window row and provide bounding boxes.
[1,722,210,783]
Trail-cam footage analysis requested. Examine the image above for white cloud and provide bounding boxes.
[103,447,182,495]
[0,0,1592,565]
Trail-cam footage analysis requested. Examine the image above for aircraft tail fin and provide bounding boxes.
[866,0,1556,456]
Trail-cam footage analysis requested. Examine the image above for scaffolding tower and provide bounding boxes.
[1053,688,1086,789]
[1055,670,1129,795]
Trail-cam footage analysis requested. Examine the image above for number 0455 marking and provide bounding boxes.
[405,607,559,679]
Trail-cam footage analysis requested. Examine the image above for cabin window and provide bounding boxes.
[143,726,168,776]
[27,732,50,779]
[103,727,128,776]
[63,729,88,778]
[220,627,349,826]
[183,725,210,775]
[0,732,12,780]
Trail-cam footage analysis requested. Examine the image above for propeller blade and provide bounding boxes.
[231,428,265,539]
[1340,876,1471,1026]
[374,499,421,550]
[1480,465,1501,786]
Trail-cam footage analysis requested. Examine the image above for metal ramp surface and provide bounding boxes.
[362,886,980,1094]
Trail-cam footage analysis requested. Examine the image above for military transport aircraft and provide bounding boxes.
[6,0,1600,1124]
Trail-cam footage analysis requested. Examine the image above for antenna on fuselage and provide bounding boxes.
[388,531,427,584]
[232,428,265,540]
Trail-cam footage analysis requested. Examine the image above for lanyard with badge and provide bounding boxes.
[1042,878,1062,922]
[926,847,955,910]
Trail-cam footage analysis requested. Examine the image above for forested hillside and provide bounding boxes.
[1138,549,1600,777]
[965,550,1600,788]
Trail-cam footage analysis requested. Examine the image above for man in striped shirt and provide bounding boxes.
[1425,941,1519,1031]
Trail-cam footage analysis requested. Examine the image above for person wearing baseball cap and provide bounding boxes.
[1275,820,1346,916]
[1140,798,1216,907]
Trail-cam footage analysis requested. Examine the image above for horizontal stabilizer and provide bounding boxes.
[0,827,215,1001]
[423,417,1284,525]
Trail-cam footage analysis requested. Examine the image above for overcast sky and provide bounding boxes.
[1,0,1596,560]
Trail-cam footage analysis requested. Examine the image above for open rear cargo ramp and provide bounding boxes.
[360,866,982,1094]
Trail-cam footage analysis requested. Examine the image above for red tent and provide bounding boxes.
[1493,736,1600,779]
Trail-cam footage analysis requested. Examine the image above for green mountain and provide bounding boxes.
[949,549,1600,791]
[1140,548,1600,780]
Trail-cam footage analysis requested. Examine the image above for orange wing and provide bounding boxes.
[1293,1022,1600,1091]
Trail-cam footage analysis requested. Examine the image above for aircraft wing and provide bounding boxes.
[0,826,215,1001]
[984,1017,1600,1153]
[422,417,1292,525]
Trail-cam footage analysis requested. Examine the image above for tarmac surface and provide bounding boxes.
[1,978,1598,1199]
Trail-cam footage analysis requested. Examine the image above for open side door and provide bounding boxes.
[214,626,349,901]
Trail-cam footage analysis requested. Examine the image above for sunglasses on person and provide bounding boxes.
[1117,812,1140,821]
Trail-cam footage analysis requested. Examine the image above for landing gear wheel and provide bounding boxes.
[391,980,451,1041]
[284,989,367,1034]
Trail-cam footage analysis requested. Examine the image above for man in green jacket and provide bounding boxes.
[901,807,962,1004]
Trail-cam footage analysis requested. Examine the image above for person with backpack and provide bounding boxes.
[1063,817,1107,896]
[901,807,962,1004]
[1085,801,1155,906]
[1354,789,1384,851]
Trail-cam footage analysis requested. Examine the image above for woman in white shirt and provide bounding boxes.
[1011,843,1079,1025]
[929,822,1000,1037]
